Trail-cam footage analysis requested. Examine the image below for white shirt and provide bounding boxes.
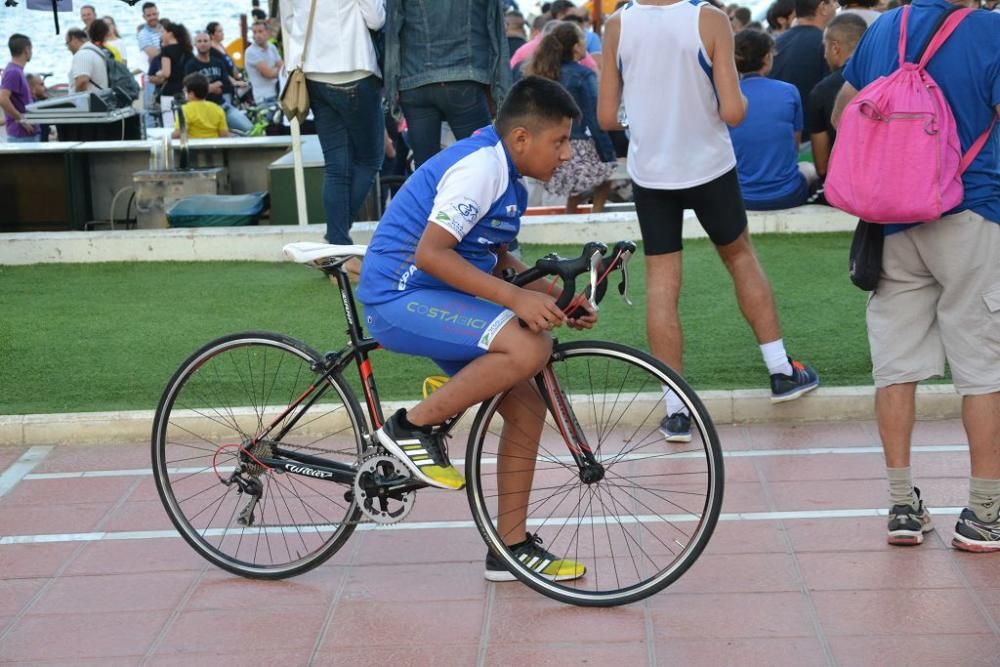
[279,0,385,84]
[618,0,737,189]
[244,41,282,101]
[69,43,109,93]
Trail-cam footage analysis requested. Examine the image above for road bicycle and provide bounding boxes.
[152,240,723,607]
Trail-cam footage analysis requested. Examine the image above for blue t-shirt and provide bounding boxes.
[729,75,805,203]
[357,125,527,306]
[585,30,602,55]
[843,0,1000,225]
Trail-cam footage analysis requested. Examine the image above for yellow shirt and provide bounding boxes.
[175,99,228,139]
[585,0,619,17]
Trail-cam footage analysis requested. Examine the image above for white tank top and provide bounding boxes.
[618,0,737,189]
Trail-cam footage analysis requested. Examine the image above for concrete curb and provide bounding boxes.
[0,205,857,265]
[0,384,960,447]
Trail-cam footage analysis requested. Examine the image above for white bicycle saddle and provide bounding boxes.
[282,242,367,266]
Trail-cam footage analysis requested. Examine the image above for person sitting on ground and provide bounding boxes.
[838,0,881,24]
[730,6,753,31]
[524,21,616,213]
[806,12,867,182]
[730,29,816,210]
[356,76,594,582]
[766,0,796,35]
[172,72,229,139]
[569,7,602,62]
[511,16,599,73]
[769,0,836,107]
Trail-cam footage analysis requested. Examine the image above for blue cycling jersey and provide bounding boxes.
[356,125,528,306]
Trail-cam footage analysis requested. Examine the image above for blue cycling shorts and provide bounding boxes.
[363,289,516,376]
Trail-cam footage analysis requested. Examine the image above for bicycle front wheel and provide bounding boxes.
[152,332,365,579]
[465,340,724,606]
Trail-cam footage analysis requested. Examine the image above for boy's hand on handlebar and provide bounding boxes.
[511,289,567,333]
[566,304,598,330]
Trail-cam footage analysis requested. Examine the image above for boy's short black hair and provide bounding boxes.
[496,76,580,136]
[141,2,156,11]
[795,0,829,19]
[8,33,31,57]
[183,72,209,100]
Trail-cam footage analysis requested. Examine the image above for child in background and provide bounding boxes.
[172,72,229,139]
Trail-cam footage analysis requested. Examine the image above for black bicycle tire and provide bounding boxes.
[151,331,366,580]
[464,340,724,607]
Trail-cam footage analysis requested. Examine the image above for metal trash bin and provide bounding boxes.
[133,167,230,229]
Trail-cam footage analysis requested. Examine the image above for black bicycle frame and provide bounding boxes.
[242,258,604,487]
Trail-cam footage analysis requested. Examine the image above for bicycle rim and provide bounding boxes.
[152,332,364,579]
[466,341,724,606]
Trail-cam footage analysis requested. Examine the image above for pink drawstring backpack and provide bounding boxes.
[825,6,997,224]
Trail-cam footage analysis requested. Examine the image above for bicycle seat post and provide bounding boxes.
[325,260,367,348]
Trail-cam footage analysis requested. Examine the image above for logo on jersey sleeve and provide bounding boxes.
[432,198,482,238]
[454,200,481,223]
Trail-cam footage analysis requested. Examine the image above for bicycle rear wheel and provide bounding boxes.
[465,340,724,606]
[152,332,365,579]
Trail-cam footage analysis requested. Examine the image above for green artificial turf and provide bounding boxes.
[0,233,882,415]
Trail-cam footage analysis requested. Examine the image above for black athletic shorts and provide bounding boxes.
[632,168,748,255]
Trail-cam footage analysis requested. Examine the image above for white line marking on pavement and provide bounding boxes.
[19,444,970,481]
[0,446,53,498]
[0,507,968,546]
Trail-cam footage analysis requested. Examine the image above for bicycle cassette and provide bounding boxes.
[353,454,416,525]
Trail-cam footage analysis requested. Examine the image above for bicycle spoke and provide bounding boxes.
[467,343,723,605]
[155,336,362,577]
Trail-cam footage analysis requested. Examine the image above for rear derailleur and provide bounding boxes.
[221,470,263,527]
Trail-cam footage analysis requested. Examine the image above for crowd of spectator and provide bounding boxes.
[0,2,284,142]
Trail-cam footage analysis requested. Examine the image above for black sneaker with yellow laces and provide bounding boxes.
[484,533,586,582]
[374,409,464,491]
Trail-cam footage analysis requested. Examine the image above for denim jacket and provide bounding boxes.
[561,61,615,164]
[383,0,511,107]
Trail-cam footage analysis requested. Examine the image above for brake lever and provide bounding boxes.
[587,249,603,313]
[618,250,633,306]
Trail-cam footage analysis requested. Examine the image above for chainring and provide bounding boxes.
[353,454,416,525]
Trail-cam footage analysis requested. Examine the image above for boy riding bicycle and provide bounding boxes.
[356,77,594,582]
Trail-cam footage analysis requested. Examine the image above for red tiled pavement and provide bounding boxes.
[1,423,998,666]
[0,446,27,473]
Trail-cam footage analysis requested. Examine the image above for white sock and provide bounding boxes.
[760,339,793,376]
[662,386,689,417]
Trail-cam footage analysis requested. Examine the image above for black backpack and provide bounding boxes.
[89,44,141,101]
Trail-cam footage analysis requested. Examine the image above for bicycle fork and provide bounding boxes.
[536,364,605,484]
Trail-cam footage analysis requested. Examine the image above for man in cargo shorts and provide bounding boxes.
[833,0,1000,551]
